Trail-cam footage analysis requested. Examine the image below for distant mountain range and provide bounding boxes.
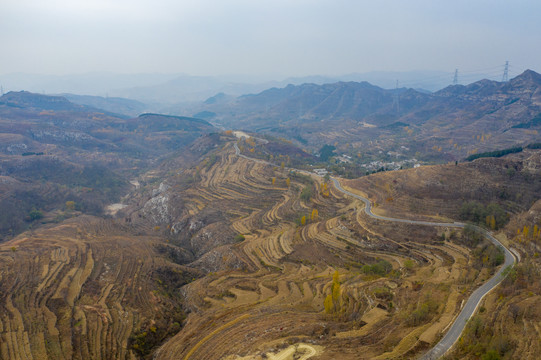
[196,70,541,161]
[0,70,463,105]
[61,93,148,117]
[112,71,456,104]
[2,70,540,164]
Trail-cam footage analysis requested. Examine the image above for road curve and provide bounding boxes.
[331,177,516,359]
[233,140,516,359]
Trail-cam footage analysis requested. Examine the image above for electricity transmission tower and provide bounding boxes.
[393,80,400,116]
[502,61,509,82]
[453,69,458,85]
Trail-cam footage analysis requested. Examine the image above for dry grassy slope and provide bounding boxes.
[0,215,196,360]
[344,150,541,360]
[144,142,488,360]
[344,149,541,222]
[0,139,524,360]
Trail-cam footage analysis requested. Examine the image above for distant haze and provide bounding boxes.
[0,71,474,104]
[1,0,539,78]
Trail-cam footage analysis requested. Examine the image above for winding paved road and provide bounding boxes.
[233,140,517,359]
[331,178,516,359]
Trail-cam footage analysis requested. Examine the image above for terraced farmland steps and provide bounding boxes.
[331,177,517,360]
[232,140,516,359]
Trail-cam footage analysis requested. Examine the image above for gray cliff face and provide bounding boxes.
[143,182,172,224]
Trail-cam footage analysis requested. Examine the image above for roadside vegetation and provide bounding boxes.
[460,201,508,230]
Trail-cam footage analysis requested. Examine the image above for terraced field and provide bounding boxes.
[1,138,533,359]
[149,142,496,360]
[0,215,196,359]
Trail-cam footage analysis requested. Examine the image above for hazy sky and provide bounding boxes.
[1,0,540,77]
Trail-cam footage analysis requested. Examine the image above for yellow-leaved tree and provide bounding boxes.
[311,209,318,221]
[490,216,496,230]
[321,182,330,197]
[324,271,341,315]
[486,215,496,230]
[65,201,76,210]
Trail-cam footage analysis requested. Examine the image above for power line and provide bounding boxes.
[380,62,531,90]
[459,70,503,81]
[459,64,504,75]
[399,73,454,87]
[400,63,518,89]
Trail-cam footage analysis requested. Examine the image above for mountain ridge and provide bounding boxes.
[197,70,541,162]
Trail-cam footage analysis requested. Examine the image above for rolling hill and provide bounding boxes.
[0,91,215,240]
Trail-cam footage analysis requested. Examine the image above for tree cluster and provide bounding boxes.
[460,201,508,230]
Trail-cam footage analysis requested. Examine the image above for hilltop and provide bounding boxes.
[0,91,88,112]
